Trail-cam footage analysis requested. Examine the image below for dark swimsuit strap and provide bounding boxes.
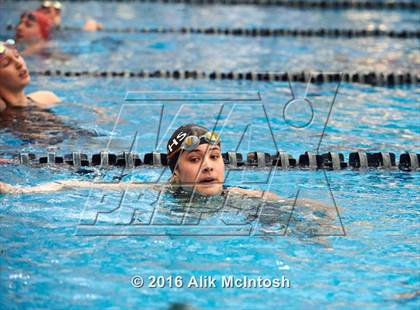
[0,96,37,109]
[26,96,39,106]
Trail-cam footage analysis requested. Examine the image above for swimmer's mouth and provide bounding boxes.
[19,70,28,79]
[198,177,217,184]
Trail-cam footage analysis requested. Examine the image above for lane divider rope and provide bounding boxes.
[6,25,419,38]
[15,151,420,171]
[30,70,419,86]
[5,0,420,10]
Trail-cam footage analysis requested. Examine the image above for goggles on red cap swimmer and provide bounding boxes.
[42,1,62,10]
[168,131,221,159]
[20,12,37,22]
[0,39,16,59]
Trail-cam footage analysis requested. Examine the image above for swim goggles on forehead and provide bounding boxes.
[168,131,221,159]
[42,1,62,10]
[0,39,16,57]
[182,131,221,152]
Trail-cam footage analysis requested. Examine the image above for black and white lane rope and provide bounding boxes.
[65,27,420,39]
[15,151,420,171]
[6,25,419,39]
[30,70,419,86]
[5,0,420,10]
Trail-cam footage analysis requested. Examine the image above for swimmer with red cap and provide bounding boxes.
[16,11,52,43]
[37,1,103,32]
[15,10,53,55]
[15,4,102,55]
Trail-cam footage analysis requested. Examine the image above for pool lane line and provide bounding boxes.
[18,151,420,171]
[5,25,420,39]
[30,70,419,87]
[58,27,420,39]
[4,0,420,10]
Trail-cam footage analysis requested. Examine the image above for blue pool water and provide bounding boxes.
[1,1,419,72]
[0,1,419,309]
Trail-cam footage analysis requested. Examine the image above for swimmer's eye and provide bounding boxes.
[188,156,201,163]
[21,18,35,28]
[210,153,221,160]
[0,58,11,68]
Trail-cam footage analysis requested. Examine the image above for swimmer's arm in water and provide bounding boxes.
[0,181,278,196]
[228,186,337,212]
[0,180,337,212]
[67,102,114,123]
[0,158,15,164]
[0,180,162,194]
[291,197,340,215]
[227,187,282,201]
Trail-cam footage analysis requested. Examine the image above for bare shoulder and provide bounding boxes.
[0,97,6,112]
[227,187,282,201]
[83,19,103,32]
[27,91,61,108]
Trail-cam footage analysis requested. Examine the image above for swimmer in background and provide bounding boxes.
[0,39,107,145]
[14,2,103,56]
[0,39,60,111]
[15,10,53,56]
[37,1,103,32]
[0,38,60,146]
[37,1,62,28]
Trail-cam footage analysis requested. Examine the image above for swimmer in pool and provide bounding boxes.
[15,10,53,56]
[0,39,70,145]
[37,1,103,32]
[0,39,113,144]
[15,5,101,56]
[37,1,62,28]
[0,39,60,112]
[0,123,339,233]
[0,124,341,241]
[0,124,279,200]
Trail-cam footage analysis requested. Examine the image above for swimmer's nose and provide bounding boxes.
[203,165,213,173]
[14,58,23,69]
[202,157,214,173]
[16,23,23,33]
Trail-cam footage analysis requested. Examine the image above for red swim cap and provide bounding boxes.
[29,11,52,40]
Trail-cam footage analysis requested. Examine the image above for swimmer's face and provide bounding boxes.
[174,144,225,196]
[0,47,30,91]
[16,14,43,43]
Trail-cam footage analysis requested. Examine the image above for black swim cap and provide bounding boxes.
[167,124,209,172]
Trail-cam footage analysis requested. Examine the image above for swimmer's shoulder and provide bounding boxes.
[0,97,6,112]
[83,19,103,32]
[27,91,61,109]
